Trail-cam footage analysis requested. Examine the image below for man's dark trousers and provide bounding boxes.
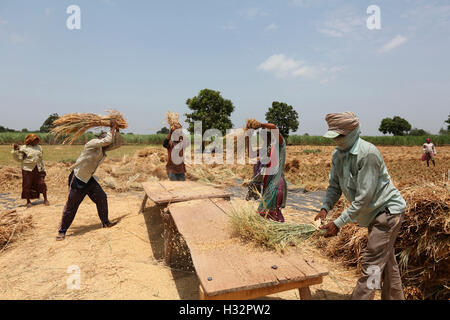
[59,172,109,234]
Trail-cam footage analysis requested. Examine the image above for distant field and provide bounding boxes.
[0,145,152,166]
[0,132,449,146]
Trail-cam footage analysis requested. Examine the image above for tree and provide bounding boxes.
[445,115,450,131]
[21,128,29,133]
[0,126,16,132]
[40,113,59,133]
[265,101,299,138]
[409,128,429,136]
[157,127,170,134]
[379,116,411,136]
[185,89,235,135]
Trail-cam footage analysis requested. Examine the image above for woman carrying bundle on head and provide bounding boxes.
[11,134,49,208]
[163,112,188,181]
[245,119,287,223]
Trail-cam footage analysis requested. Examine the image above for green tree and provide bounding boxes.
[21,128,29,133]
[445,115,450,130]
[265,101,299,138]
[379,116,411,136]
[40,113,59,133]
[157,127,170,134]
[185,89,235,135]
[409,128,429,136]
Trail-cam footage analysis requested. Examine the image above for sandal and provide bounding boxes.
[56,232,66,241]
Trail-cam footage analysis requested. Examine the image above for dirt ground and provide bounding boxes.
[0,189,364,300]
[1,144,447,300]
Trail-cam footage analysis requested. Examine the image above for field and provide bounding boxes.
[0,144,448,300]
[1,132,449,146]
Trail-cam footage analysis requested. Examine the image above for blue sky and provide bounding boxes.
[0,0,449,135]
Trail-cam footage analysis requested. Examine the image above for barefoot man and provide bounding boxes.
[56,120,121,241]
[315,112,407,300]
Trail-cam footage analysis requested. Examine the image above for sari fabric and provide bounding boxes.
[257,139,287,222]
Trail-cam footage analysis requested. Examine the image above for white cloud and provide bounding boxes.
[258,54,344,83]
[10,33,25,44]
[241,8,268,20]
[265,23,278,31]
[289,0,314,7]
[317,7,364,38]
[44,8,54,16]
[221,21,237,31]
[378,35,407,53]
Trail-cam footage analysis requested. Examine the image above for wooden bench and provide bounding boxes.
[167,198,328,300]
[139,181,232,213]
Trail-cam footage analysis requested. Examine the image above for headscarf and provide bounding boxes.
[24,134,40,146]
[334,125,361,151]
[426,138,431,143]
[324,112,360,138]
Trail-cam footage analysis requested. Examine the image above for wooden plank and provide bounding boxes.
[299,287,312,300]
[200,277,322,300]
[141,181,232,205]
[168,199,328,298]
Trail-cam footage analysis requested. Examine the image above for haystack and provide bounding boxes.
[51,110,128,144]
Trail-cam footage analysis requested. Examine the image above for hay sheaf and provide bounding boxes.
[51,110,128,144]
[0,210,33,251]
[229,200,319,253]
[316,183,449,300]
[166,111,181,131]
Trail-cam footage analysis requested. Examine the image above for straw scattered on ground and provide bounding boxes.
[0,209,33,252]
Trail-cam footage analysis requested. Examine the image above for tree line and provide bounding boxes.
[2,90,449,137]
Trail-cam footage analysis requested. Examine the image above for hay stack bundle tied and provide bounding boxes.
[166,111,182,131]
[245,118,261,130]
[51,110,128,144]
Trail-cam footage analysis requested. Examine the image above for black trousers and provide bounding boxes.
[58,173,109,234]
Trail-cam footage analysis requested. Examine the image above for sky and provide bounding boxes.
[0,0,449,135]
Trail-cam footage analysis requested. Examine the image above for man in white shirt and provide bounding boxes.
[56,121,121,241]
[422,138,437,167]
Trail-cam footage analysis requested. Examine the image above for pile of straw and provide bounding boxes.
[0,210,33,252]
[397,184,449,300]
[51,110,128,144]
[316,183,449,300]
[166,111,182,131]
[229,201,319,253]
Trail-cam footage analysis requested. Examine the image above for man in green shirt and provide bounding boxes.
[316,112,406,300]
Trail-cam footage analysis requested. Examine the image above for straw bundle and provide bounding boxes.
[316,183,449,300]
[166,111,182,131]
[245,118,261,130]
[51,110,128,144]
[229,201,319,252]
[0,210,33,251]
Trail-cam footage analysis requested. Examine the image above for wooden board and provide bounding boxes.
[168,199,328,298]
[142,181,232,205]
